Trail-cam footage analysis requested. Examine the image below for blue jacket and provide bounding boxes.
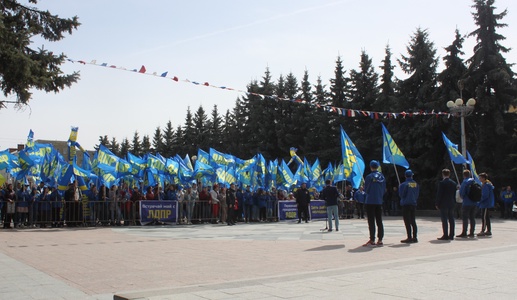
[501,190,516,204]
[365,170,386,205]
[478,181,495,209]
[399,178,419,206]
[460,178,476,207]
[243,190,253,205]
[353,189,366,204]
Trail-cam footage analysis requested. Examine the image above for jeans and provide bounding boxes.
[461,205,476,234]
[326,205,339,230]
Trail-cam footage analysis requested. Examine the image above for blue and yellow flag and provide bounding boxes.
[467,151,481,184]
[340,126,365,188]
[0,149,18,170]
[287,147,304,166]
[441,132,469,165]
[381,123,410,168]
[209,148,235,167]
[197,149,210,165]
[26,129,35,149]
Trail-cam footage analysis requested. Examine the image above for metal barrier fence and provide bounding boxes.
[1,199,281,228]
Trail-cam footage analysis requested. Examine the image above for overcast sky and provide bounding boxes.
[1,0,516,151]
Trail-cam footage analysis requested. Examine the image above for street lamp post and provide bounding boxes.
[446,82,476,158]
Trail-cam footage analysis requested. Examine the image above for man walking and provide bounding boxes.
[399,170,420,243]
[363,160,386,247]
[320,179,339,232]
[435,169,457,240]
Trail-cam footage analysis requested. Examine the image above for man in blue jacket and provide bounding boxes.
[399,170,420,243]
[457,169,477,238]
[363,160,386,247]
[477,173,494,237]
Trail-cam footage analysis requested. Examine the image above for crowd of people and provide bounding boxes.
[1,162,515,247]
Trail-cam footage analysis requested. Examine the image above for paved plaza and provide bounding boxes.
[1,216,516,299]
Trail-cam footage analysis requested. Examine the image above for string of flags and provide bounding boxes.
[67,58,459,119]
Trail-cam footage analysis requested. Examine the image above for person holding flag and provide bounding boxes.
[363,160,386,247]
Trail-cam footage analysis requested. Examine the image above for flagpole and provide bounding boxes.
[450,160,460,184]
[392,162,401,186]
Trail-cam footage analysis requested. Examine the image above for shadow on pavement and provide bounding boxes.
[305,244,345,251]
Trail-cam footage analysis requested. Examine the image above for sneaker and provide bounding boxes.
[362,240,375,247]
[400,238,412,243]
[328,229,333,232]
[412,238,418,243]
[456,233,467,238]
[336,228,339,231]
[485,231,492,236]
[467,233,475,238]
[376,241,384,247]
[477,232,486,236]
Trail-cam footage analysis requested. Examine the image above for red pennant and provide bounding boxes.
[172,76,179,82]
[139,65,146,73]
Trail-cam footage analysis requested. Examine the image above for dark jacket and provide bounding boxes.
[294,188,311,205]
[320,185,339,206]
[436,177,457,209]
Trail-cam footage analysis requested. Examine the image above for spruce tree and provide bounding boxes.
[96,135,109,150]
[182,107,195,156]
[131,131,142,157]
[208,104,223,150]
[141,135,151,155]
[464,0,517,178]
[347,50,380,162]
[376,44,397,111]
[329,56,348,108]
[161,121,175,157]
[152,127,163,155]
[397,27,438,111]
[0,0,80,107]
[109,137,120,156]
[193,105,209,152]
[119,138,130,158]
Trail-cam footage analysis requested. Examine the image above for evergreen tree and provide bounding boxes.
[329,56,349,108]
[109,137,120,156]
[141,135,151,155]
[161,121,175,157]
[193,105,209,152]
[182,107,195,155]
[131,131,142,157]
[173,125,184,155]
[313,76,328,106]
[0,0,80,107]
[221,109,236,155]
[300,69,314,103]
[397,27,438,111]
[96,135,109,150]
[208,104,223,150]
[119,138,130,158]
[436,29,467,105]
[376,44,397,111]
[152,126,163,155]
[347,50,380,161]
[464,0,517,179]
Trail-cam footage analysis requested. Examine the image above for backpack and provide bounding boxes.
[468,181,482,202]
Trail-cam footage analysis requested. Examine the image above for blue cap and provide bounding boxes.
[370,160,380,168]
[405,169,414,177]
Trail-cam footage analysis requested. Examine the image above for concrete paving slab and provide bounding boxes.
[0,216,516,299]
